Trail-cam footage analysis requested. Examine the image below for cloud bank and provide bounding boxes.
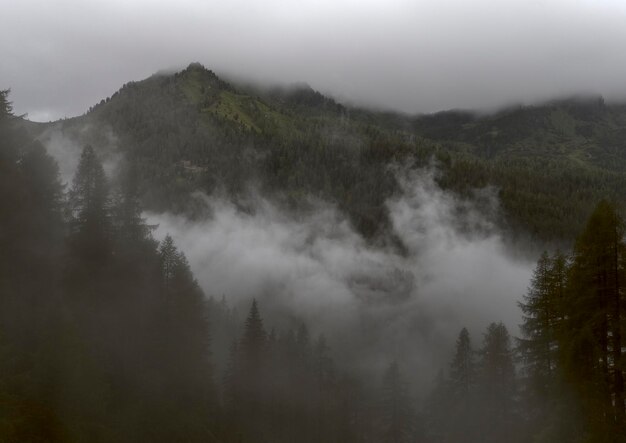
[4,0,626,120]
[147,168,533,389]
[38,120,533,389]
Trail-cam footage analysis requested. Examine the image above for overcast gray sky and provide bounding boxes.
[3,0,626,121]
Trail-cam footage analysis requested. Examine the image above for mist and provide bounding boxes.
[33,98,535,395]
[36,122,122,184]
[147,167,532,390]
[4,1,623,438]
[4,0,626,121]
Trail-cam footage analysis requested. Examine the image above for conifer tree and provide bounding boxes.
[67,145,111,265]
[518,252,562,390]
[231,299,269,440]
[0,89,12,120]
[450,327,474,396]
[440,327,479,442]
[517,251,571,441]
[0,90,27,296]
[240,299,267,367]
[13,143,65,306]
[113,160,152,244]
[564,200,626,435]
[151,234,214,439]
[379,361,415,443]
[478,322,518,442]
[69,146,110,234]
[423,369,448,442]
[158,234,199,299]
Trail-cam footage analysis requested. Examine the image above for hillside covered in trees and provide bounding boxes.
[28,63,626,247]
[3,60,626,443]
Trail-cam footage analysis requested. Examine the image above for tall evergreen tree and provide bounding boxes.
[379,361,415,443]
[423,369,448,443]
[67,145,111,264]
[0,88,12,120]
[478,322,518,443]
[240,299,267,368]
[450,327,475,396]
[0,90,25,298]
[69,146,109,232]
[158,234,202,305]
[149,235,214,441]
[113,159,152,244]
[225,299,269,441]
[517,251,571,442]
[564,200,626,437]
[444,327,478,442]
[518,252,564,392]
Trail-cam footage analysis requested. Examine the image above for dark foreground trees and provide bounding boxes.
[0,91,402,440]
[379,361,416,443]
[517,200,626,442]
[220,300,379,443]
[0,94,215,441]
[426,323,520,443]
[4,85,626,442]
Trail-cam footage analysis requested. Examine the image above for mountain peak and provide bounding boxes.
[186,61,206,71]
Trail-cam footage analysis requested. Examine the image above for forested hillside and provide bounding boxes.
[31,63,626,247]
[5,62,626,442]
[1,90,216,440]
[414,98,626,242]
[1,89,387,441]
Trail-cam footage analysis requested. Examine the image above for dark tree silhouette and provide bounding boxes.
[379,361,415,443]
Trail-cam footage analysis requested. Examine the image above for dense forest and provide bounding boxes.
[3,61,626,443]
[29,63,626,247]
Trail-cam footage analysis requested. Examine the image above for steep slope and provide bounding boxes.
[413,97,626,241]
[30,63,626,246]
[414,96,626,170]
[36,63,424,242]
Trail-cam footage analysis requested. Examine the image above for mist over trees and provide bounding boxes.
[42,63,626,249]
[1,88,419,441]
[0,89,214,440]
[3,65,626,443]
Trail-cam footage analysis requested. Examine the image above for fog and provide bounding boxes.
[4,0,626,121]
[39,118,533,384]
[37,123,122,184]
[5,2,619,437]
[147,167,532,389]
[35,109,535,392]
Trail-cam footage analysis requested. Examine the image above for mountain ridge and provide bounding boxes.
[25,63,626,246]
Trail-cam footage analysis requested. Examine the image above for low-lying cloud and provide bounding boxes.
[39,125,533,390]
[4,0,626,120]
[147,168,533,390]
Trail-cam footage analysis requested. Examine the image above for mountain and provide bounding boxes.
[34,63,421,243]
[30,63,626,246]
[6,68,626,442]
[412,96,626,241]
[414,96,626,169]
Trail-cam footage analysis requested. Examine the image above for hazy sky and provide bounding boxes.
[3,0,626,121]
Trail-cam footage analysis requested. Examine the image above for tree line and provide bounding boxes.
[515,199,626,442]
[425,199,626,443]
